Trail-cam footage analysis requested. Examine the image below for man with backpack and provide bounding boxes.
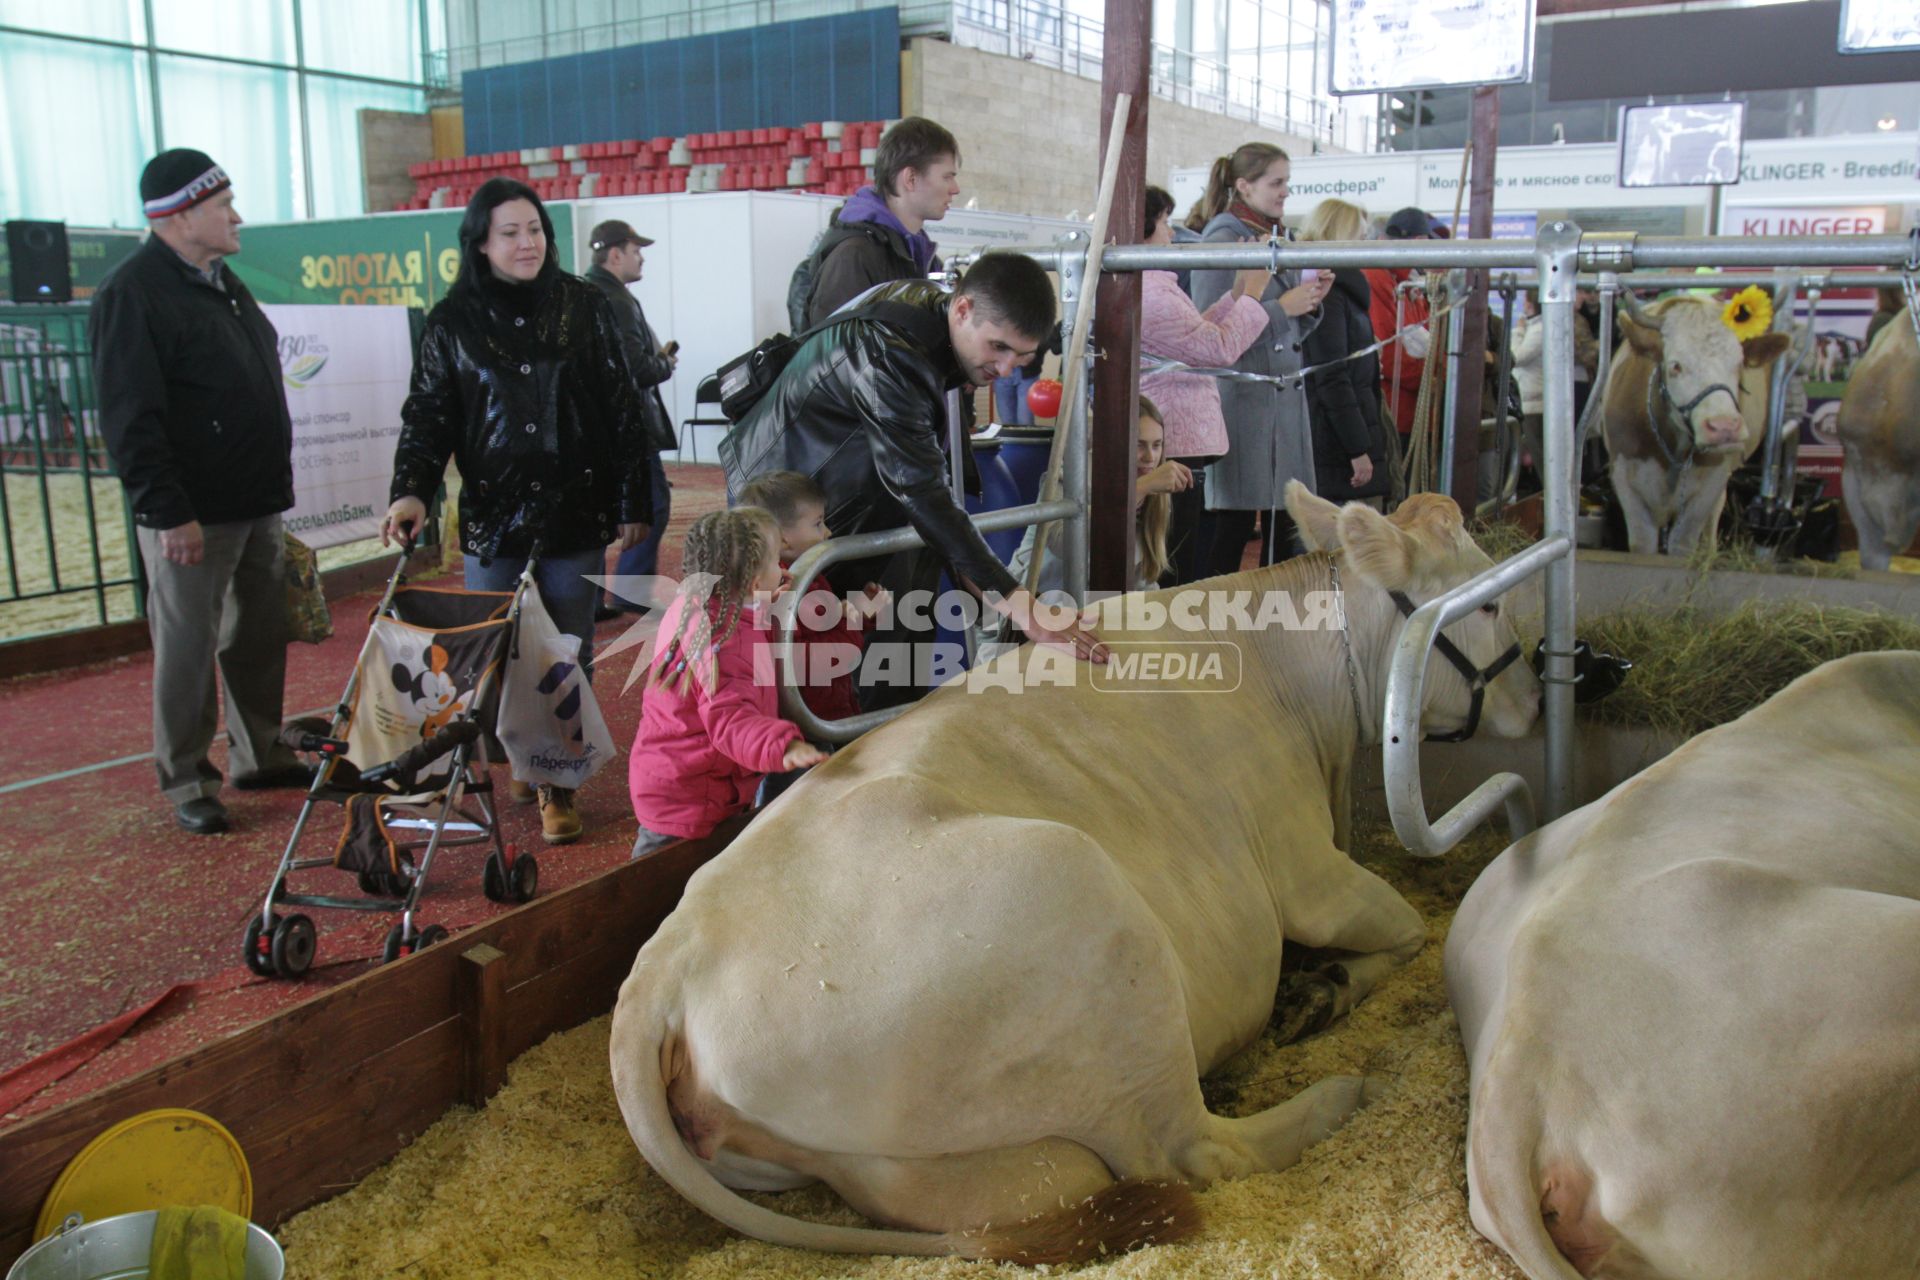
[791,117,961,329]
[729,253,1107,708]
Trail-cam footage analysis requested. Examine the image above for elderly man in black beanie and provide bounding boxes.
[90,148,306,835]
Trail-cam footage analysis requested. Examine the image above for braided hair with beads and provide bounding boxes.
[653,507,780,695]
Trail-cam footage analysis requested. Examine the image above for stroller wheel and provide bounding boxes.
[482,852,509,903]
[510,852,539,903]
[416,924,449,951]
[380,922,412,964]
[243,913,277,977]
[270,914,317,979]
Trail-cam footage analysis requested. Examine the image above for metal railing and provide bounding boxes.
[0,307,141,634]
[779,499,1080,741]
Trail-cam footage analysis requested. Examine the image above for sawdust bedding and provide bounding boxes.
[278,820,1525,1280]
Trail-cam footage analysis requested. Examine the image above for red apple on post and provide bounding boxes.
[1026,378,1064,421]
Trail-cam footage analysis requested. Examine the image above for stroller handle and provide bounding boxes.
[360,720,483,788]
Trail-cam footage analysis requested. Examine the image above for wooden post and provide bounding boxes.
[456,943,508,1107]
[1450,85,1500,514]
[1090,0,1150,593]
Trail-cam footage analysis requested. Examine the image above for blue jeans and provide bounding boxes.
[993,371,1038,425]
[466,544,604,676]
[609,453,672,588]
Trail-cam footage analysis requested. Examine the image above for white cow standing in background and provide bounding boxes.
[1602,294,1792,556]
[609,485,1540,1264]
[1448,651,1920,1279]
[1836,316,1920,571]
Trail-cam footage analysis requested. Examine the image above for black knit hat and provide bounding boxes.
[141,149,231,220]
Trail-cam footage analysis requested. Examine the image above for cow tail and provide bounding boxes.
[614,1017,973,1257]
[1467,1048,1590,1280]
[615,1011,1200,1262]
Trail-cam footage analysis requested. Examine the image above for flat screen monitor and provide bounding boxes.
[1617,101,1746,189]
[1328,0,1536,96]
[1838,0,1920,53]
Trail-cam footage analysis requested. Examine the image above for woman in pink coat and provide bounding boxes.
[1139,185,1273,583]
[628,508,827,859]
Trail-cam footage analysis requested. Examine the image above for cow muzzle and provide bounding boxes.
[1699,415,1746,448]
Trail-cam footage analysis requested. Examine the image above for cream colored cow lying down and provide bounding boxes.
[1448,651,1920,1280]
[610,485,1541,1263]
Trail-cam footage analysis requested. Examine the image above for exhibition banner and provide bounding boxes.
[232,210,578,308]
[263,304,412,549]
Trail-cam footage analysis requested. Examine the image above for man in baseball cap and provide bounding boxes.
[1383,206,1435,240]
[584,220,677,618]
[90,149,305,833]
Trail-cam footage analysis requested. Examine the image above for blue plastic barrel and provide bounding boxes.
[995,428,1054,508]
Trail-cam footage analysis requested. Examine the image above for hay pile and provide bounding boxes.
[1577,600,1920,737]
[277,822,1524,1280]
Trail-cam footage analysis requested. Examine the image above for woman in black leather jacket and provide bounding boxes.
[381,178,653,842]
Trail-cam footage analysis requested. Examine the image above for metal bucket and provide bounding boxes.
[6,1211,284,1280]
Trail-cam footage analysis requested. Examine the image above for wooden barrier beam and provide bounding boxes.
[0,821,739,1268]
[457,943,509,1107]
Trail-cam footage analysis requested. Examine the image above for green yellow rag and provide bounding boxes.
[148,1204,249,1280]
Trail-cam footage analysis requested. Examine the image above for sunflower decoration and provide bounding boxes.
[1723,286,1773,341]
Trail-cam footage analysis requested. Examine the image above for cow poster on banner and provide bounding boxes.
[262,304,411,549]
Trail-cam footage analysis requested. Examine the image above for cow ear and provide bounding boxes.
[1617,312,1662,358]
[1337,502,1418,591]
[1285,480,1342,552]
[1741,331,1793,368]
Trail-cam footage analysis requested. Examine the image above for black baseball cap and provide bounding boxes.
[1383,207,1435,240]
[589,219,653,251]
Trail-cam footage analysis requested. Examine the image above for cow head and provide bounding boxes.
[1288,483,1541,740]
[1618,295,1792,452]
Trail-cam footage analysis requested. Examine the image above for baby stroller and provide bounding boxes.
[243,542,542,979]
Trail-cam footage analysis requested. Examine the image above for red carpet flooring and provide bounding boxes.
[0,463,726,1125]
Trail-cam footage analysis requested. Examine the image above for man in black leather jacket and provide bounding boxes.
[91,148,309,834]
[731,251,1107,705]
[584,219,677,616]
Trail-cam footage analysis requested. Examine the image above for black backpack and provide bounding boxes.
[786,221,886,332]
[715,298,952,500]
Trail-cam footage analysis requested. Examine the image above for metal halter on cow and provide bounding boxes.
[781,223,1920,857]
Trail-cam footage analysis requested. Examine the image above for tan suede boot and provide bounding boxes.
[537,785,582,845]
[508,778,536,805]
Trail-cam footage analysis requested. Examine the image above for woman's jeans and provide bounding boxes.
[465,544,605,677]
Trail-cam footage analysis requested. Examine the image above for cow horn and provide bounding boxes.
[1618,291,1659,329]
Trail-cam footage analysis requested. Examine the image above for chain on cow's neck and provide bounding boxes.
[1328,557,1368,740]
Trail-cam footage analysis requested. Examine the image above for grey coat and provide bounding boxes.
[1189,213,1321,511]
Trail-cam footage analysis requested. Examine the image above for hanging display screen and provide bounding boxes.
[1838,0,1920,53]
[1617,101,1747,188]
[1329,0,1536,95]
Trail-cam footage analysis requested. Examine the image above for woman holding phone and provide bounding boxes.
[1188,143,1332,576]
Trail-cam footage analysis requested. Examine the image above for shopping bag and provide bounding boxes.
[497,585,616,789]
[283,532,333,644]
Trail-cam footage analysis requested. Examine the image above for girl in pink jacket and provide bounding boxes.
[1138,185,1274,584]
[628,508,827,858]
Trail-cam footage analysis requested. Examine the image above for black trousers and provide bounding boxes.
[1166,455,1215,585]
[1204,507,1301,579]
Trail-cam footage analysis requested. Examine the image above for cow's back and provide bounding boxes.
[1838,319,1920,470]
[1454,651,1920,1279]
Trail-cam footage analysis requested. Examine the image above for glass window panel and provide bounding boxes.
[0,0,144,42]
[300,0,426,82]
[151,0,296,63]
[0,31,155,226]
[305,75,425,218]
[157,54,304,222]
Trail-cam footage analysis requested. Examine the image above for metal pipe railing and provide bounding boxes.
[1383,535,1571,854]
[777,499,1080,743]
